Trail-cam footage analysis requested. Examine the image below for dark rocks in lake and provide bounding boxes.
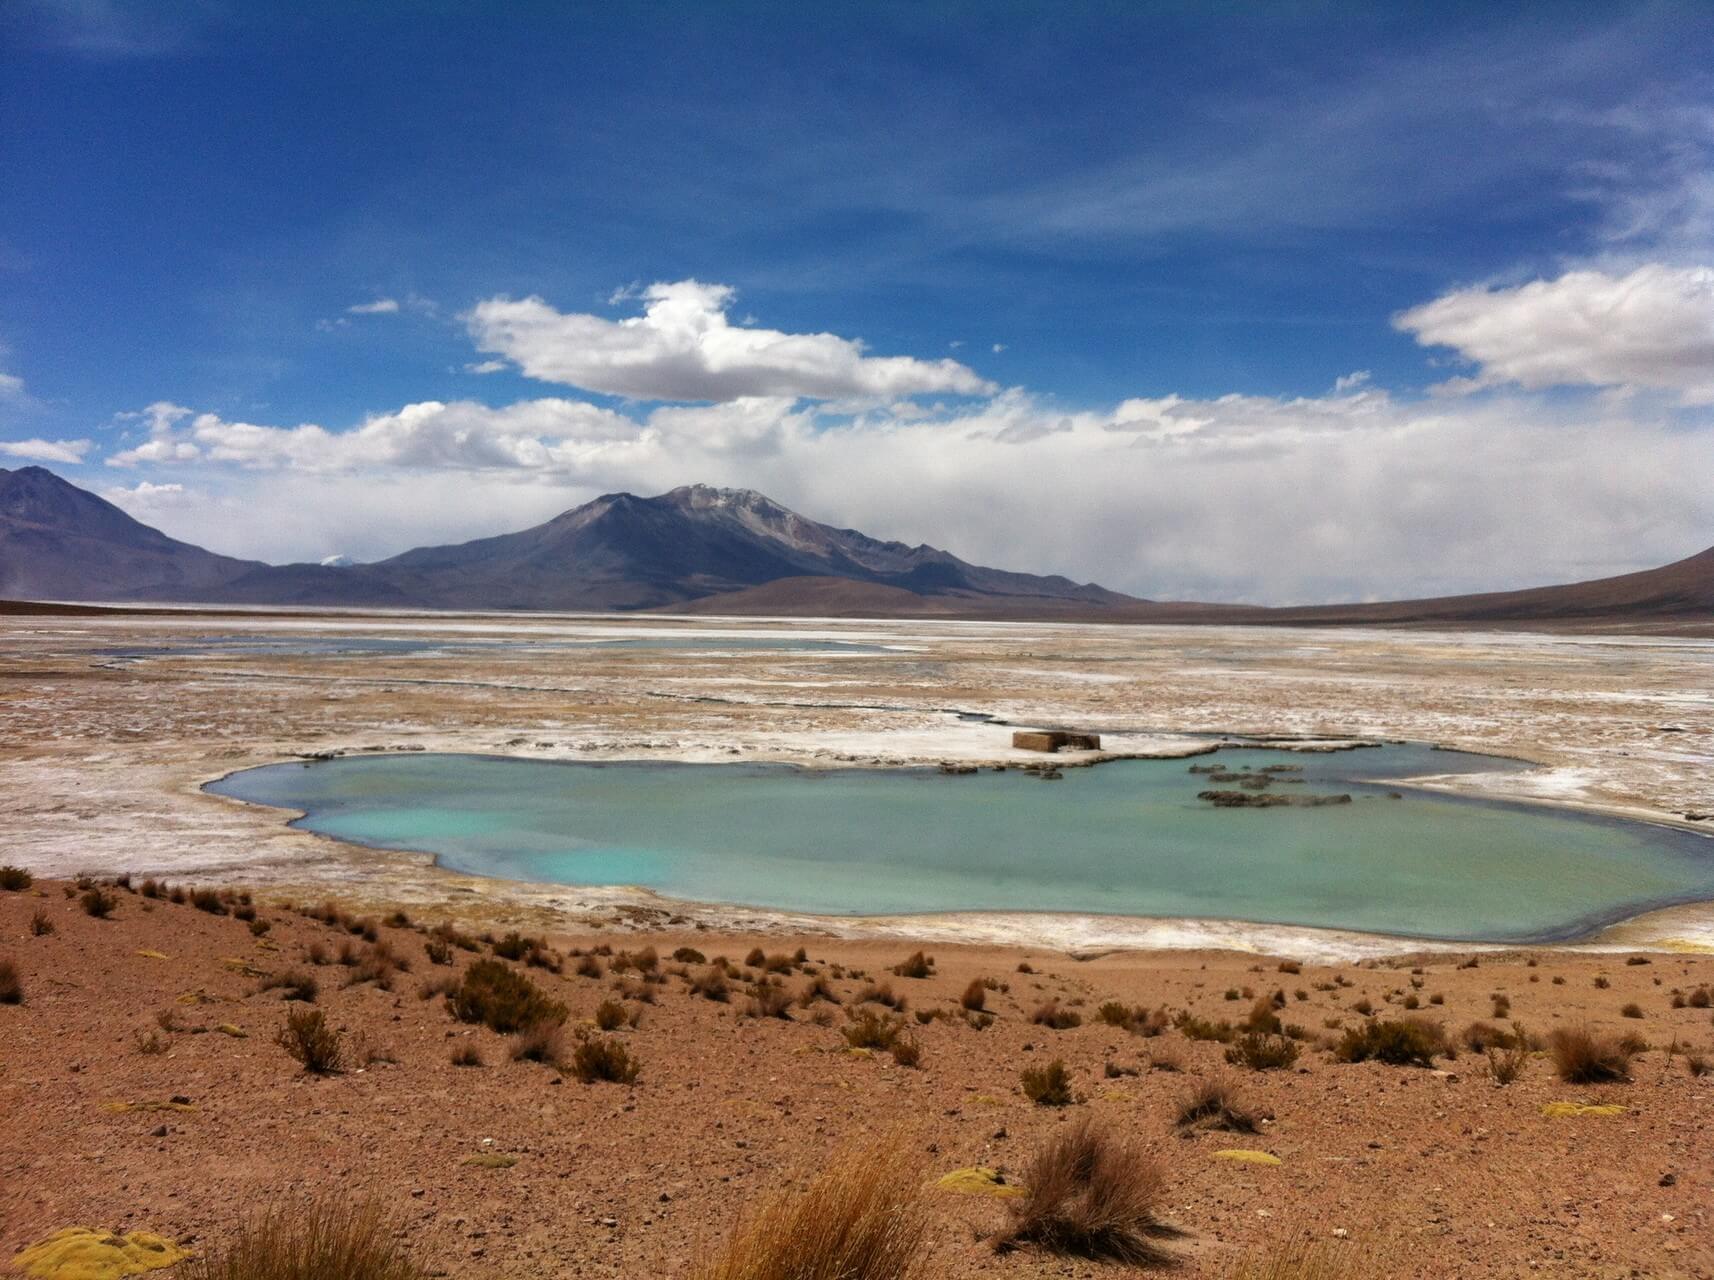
[1197,790,1353,809]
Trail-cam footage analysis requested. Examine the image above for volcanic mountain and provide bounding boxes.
[0,467,1132,612]
[2,465,1708,626]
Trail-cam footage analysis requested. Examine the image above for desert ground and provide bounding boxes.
[1,610,1712,1277]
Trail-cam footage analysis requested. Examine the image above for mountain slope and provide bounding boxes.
[0,465,262,601]
[361,484,1133,611]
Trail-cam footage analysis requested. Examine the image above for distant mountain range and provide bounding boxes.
[1,464,1708,627]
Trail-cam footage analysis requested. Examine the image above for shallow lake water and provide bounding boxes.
[206,745,1714,943]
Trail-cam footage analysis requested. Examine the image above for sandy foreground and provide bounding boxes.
[1,612,1713,1276]
[2,881,1713,1279]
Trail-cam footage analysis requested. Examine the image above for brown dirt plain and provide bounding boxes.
[1,612,1712,1276]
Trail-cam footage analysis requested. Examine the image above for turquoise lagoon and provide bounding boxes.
[206,744,1714,944]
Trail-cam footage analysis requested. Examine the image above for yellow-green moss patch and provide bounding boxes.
[135,950,169,961]
[215,1023,247,1038]
[460,1154,518,1169]
[935,1167,1025,1197]
[13,1227,188,1278]
[1212,1149,1282,1166]
[1541,1101,1626,1118]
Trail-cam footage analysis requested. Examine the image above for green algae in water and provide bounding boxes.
[206,745,1714,944]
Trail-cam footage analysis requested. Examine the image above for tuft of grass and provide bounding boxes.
[690,965,731,1002]
[80,886,117,918]
[190,888,228,915]
[1485,1025,1531,1086]
[1020,1058,1076,1106]
[672,946,707,964]
[961,979,988,1012]
[992,1117,1179,1265]
[1333,1018,1444,1067]
[891,951,934,979]
[259,970,319,1003]
[1176,1075,1260,1132]
[889,1035,922,1069]
[450,1043,483,1068]
[689,1137,925,1280]
[134,1029,170,1055]
[0,865,33,892]
[1031,1001,1082,1030]
[275,1007,345,1074]
[449,958,566,1033]
[1225,1031,1300,1071]
[855,981,906,1011]
[799,974,841,1007]
[1620,1002,1644,1019]
[744,983,795,1021]
[569,1034,640,1084]
[1175,1013,1235,1043]
[510,1020,566,1066]
[180,1197,425,1280]
[29,909,54,937]
[843,1009,905,1051]
[0,958,23,1005]
[1548,1025,1634,1083]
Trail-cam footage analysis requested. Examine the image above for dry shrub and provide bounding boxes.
[1485,1034,1531,1086]
[889,1035,922,1068]
[134,1029,169,1055]
[672,946,707,964]
[856,981,906,1011]
[575,953,604,979]
[1685,1051,1710,1078]
[80,886,117,918]
[799,974,840,1007]
[510,1020,566,1065]
[843,1009,905,1051]
[191,888,228,915]
[1176,1075,1260,1132]
[960,979,987,1012]
[1031,1001,1082,1030]
[1620,1002,1644,1019]
[1333,1018,1444,1067]
[275,1008,345,1074]
[1175,1013,1235,1043]
[0,865,33,891]
[570,1034,640,1084]
[1225,1032,1299,1071]
[449,958,566,1033]
[29,910,54,936]
[180,1197,424,1280]
[1020,1058,1075,1106]
[690,965,731,1002]
[0,958,23,1005]
[1548,1025,1634,1083]
[594,998,629,1030]
[260,970,319,1003]
[993,1118,1179,1265]
[891,951,934,979]
[744,984,795,1021]
[424,938,453,966]
[690,1137,925,1280]
[450,1043,483,1068]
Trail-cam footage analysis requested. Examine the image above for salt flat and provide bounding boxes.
[2,611,1709,956]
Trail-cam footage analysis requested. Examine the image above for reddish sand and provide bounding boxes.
[2,881,1712,1278]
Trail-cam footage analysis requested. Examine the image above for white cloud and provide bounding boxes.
[347,298,401,315]
[1395,264,1714,404]
[0,437,92,464]
[98,377,1714,603]
[0,371,25,398]
[466,280,996,402]
[464,360,507,375]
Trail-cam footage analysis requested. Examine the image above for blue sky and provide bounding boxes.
[2,1,1711,602]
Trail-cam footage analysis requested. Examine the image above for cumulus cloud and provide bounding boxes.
[0,437,92,464]
[347,298,401,315]
[99,377,1714,603]
[1395,264,1714,404]
[466,280,996,402]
